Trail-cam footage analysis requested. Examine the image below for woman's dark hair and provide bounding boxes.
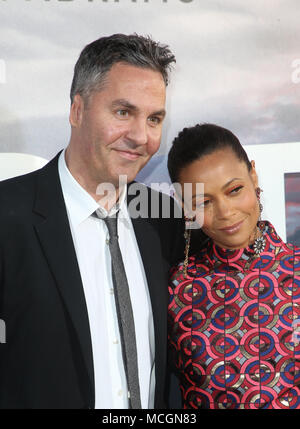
[168,123,252,184]
[168,123,252,256]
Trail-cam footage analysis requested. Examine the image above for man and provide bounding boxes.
[0,34,184,409]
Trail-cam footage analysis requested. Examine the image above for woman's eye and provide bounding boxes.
[196,200,209,208]
[230,186,243,194]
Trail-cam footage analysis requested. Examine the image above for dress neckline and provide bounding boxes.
[202,220,284,271]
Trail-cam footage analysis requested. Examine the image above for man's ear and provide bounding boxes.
[69,94,85,128]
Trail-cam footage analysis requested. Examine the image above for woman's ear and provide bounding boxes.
[173,183,194,220]
[172,186,186,216]
[250,160,259,188]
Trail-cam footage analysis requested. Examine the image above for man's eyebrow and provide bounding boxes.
[111,99,166,117]
[152,109,166,118]
[111,99,137,111]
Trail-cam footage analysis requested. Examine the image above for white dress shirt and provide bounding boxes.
[58,150,155,409]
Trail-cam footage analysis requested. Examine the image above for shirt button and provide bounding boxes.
[110,288,114,295]
[106,239,110,245]
[118,389,123,397]
[113,339,119,345]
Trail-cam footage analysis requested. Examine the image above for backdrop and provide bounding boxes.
[1,0,300,242]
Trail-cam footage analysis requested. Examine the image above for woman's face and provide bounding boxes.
[179,148,260,250]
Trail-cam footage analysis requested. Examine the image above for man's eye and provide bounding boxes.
[116,110,129,117]
[148,116,161,125]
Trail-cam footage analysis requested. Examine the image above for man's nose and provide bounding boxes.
[126,118,148,146]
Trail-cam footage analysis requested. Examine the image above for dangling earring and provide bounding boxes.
[255,187,263,221]
[183,216,193,277]
[253,187,266,255]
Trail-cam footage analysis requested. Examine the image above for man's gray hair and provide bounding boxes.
[70,33,176,105]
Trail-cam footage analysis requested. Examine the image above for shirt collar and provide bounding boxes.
[96,182,127,219]
[58,149,127,226]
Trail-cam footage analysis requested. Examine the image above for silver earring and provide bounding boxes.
[256,187,263,220]
[253,188,266,255]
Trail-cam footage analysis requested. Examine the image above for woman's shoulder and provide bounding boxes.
[275,233,300,259]
[260,221,300,258]
[283,241,300,261]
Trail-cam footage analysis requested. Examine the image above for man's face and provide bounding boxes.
[71,62,166,189]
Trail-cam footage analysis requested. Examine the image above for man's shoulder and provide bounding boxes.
[0,167,38,189]
[0,153,60,211]
[0,168,39,205]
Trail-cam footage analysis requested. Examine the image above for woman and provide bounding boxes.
[167,123,300,409]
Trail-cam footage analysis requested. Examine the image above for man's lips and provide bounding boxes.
[113,149,144,161]
[219,219,244,234]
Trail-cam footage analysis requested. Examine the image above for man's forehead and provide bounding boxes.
[88,63,166,111]
[107,62,165,85]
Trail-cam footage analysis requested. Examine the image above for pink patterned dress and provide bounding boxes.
[168,221,300,409]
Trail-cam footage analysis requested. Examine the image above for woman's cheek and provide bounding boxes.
[239,190,257,213]
[195,208,205,229]
[200,211,214,236]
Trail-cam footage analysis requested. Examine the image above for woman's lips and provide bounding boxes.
[219,219,244,234]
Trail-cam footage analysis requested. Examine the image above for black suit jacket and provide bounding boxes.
[0,153,184,409]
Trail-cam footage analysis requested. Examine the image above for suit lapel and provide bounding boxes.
[127,184,168,406]
[130,216,167,312]
[33,155,95,407]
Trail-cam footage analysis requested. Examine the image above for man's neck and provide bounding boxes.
[96,186,124,213]
[64,145,124,209]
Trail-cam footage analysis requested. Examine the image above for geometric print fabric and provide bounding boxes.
[168,221,300,408]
